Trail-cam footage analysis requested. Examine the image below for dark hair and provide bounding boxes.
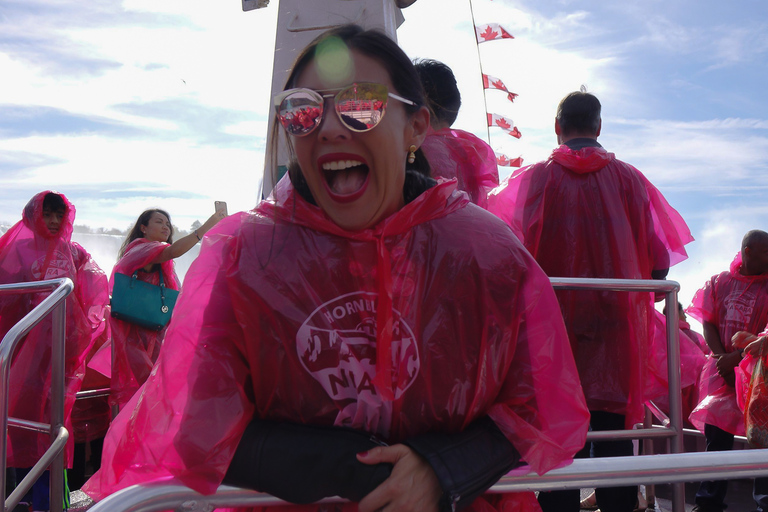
[662,301,684,316]
[556,91,601,137]
[414,58,461,127]
[43,193,66,213]
[271,24,431,204]
[119,208,174,258]
[742,229,768,251]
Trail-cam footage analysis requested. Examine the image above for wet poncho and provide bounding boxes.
[84,180,589,511]
[488,145,692,426]
[421,127,499,209]
[687,253,768,435]
[106,238,180,409]
[0,191,109,468]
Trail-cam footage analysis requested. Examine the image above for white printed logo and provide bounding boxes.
[31,250,72,280]
[297,291,420,402]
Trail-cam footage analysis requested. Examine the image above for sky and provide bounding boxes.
[2,0,768,313]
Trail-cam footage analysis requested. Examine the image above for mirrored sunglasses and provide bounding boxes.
[274,82,416,137]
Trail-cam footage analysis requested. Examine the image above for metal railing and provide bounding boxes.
[85,278,768,512]
[1,278,73,512]
[87,449,768,512]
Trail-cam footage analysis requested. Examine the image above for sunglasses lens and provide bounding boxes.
[336,83,387,132]
[277,90,323,136]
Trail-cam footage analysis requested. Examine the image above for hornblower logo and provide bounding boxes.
[297,291,420,401]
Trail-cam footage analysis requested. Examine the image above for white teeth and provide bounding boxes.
[321,159,362,171]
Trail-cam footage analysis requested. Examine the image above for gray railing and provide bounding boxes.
[1,278,73,512]
[84,278,768,512]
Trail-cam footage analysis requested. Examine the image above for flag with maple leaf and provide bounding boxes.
[495,153,524,167]
[475,23,514,43]
[482,74,518,103]
[487,113,522,138]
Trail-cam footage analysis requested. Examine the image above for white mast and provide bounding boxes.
[243,0,418,198]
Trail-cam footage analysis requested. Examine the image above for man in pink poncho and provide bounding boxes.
[488,91,693,512]
[415,59,499,209]
[0,191,109,511]
[686,230,768,512]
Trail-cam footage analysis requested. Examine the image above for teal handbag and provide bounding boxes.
[110,270,179,331]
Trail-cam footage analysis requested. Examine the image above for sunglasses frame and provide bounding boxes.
[274,82,416,137]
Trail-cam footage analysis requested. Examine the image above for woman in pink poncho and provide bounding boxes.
[415,58,499,209]
[0,191,109,509]
[105,207,224,410]
[84,25,589,512]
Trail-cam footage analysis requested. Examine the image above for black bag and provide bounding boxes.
[110,270,179,331]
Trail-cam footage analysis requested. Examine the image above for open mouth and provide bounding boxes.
[320,157,370,203]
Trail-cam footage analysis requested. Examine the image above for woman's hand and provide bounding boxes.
[715,350,743,386]
[357,444,441,512]
[201,208,227,234]
[732,331,758,349]
[743,336,768,357]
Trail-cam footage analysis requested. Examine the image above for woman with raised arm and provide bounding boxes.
[85,26,589,512]
[107,207,224,410]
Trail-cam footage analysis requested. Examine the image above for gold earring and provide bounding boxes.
[407,144,417,164]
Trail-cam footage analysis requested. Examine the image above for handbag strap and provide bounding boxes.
[131,269,168,305]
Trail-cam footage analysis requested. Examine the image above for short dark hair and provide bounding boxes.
[119,208,174,258]
[414,58,461,127]
[43,193,66,213]
[662,301,684,316]
[742,229,768,251]
[556,91,601,137]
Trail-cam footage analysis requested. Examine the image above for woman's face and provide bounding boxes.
[142,212,172,243]
[290,50,428,231]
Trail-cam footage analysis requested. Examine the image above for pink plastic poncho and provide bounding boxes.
[420,127,499,209]
[105,238,180,409]
[488,145,693,427]
[687,252,768,435]
[0,191,109,468]
[645,308,707,418]
[84,180,589,511]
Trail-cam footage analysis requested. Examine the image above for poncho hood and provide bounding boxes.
[421,126,499,208]
[729,251,768,282]
[550,144,615,174]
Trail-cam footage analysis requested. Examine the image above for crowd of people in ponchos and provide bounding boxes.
[1,24,766,512]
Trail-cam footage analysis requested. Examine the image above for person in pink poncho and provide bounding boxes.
[646,303,707,422]
[104,207,224,411]
[0,191,109,512]
[686,230,768,512]
[84,25,590,512]
[487,91,693,512]
[415,59,499,209]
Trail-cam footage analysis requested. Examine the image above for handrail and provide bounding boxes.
[87,449,768,512]
[84,278,745,512]
[0,278,73,512]
[550,277,686,511]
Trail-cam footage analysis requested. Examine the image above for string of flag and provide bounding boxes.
[471,14,523,168]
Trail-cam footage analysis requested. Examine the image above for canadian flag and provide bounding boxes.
[475,23,514,43]
[487,113,522,138]
[482,74,518,102]
[495,153,524,167]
